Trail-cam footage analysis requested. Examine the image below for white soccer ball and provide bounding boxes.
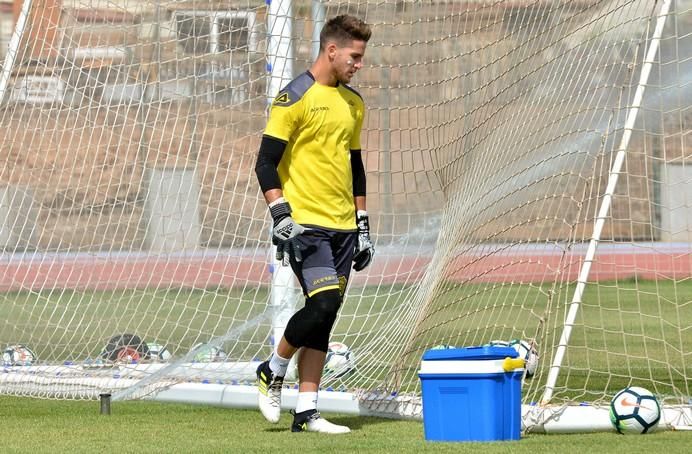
[191,343,227,362]
[323,341,355,378]
[100,333,148,363]
[610,386,661,434]
[147,342,172,362]
[485,339,511,348]
[2,344,37,366]
[509,339,539,376]
[430,344,456,350]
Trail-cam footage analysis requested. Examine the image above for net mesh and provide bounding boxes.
[0,0,689,412]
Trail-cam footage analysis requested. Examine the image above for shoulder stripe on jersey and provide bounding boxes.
[273,72,315,107]
[342,83,363,100]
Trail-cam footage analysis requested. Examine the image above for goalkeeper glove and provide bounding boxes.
[353,210,374,271]
[269,198,309,264]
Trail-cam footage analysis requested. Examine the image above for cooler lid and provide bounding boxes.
[421,346,518,361]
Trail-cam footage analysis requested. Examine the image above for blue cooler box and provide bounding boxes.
[418,346,524,442]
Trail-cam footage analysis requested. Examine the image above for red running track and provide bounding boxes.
[0,245,690,291]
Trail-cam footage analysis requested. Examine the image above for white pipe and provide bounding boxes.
[266,0,293,104]
[265,1,299,364]
[2,372,689,431]
[265,0,298,331]
[270,259,301,352]
[142,385,692,432]
[541,0,673,404]
[210,14,219,55]
[0,0,33,106]
[311,0,326,61]
[523,403,691,433]
[155,383,366,415]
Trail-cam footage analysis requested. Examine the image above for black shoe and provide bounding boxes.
[257,360,283,423]
[291,409,351,434]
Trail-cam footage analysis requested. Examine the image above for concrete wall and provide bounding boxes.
[660,164,692,242]
[0,185,37,251]
[144,168,202,253]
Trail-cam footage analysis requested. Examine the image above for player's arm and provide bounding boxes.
[351,149,374,271]
[351,149,367,212]
[256,84,301,201]
[254,135,308,263]
[255,135,286,203]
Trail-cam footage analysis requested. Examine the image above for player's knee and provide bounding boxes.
[282,289,341,350]
[302,289,341,351]
[306,288,342,326]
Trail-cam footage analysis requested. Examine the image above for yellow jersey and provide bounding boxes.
[264,71,365,231]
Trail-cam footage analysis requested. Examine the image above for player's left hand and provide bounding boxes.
[353,211,374,271]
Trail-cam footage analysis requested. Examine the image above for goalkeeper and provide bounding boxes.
[253,14,373,434]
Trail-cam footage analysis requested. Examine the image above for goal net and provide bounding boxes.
[0,0,690,431]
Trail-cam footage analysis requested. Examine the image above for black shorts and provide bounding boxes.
[288,227,357,298]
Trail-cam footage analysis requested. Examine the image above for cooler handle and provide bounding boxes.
[502,357,525,372]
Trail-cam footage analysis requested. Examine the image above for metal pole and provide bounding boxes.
[311,0,326,61]
[266,0,293,105]
[99,393,111,415]
[0,0,33,106]
[380,67,391,234]
[266,0,298,353]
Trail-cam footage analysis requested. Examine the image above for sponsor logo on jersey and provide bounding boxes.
[274,92,290,104]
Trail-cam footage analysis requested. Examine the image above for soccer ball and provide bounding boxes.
[610,386,661,434]
[2,344,37,366]
[147,342,172,362]
[430,344,455,350]
[100,333,149,363]
[485,339,511,348]
[191,343,227,362]
[323,342,355,378]
[509,339,539,376]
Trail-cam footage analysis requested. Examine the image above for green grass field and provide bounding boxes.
[431,279,692,403]
[0,280,690,451]
[1,396,690,453]
[0,279,690,404]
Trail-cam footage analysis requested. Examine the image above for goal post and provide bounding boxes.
[0,0,690,433]
[0,0,32,105]
[541,0,674,406]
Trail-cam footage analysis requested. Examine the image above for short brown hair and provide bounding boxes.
[319,15,371,50]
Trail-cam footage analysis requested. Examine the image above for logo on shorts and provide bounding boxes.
[312,276,336,287]
[338,276,347,296]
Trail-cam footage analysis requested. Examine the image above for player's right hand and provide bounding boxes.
[269,198,309,264]
[272,215,308,263]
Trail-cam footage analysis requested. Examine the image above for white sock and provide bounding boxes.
[295,392,318,414]
[269,352,290,378]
